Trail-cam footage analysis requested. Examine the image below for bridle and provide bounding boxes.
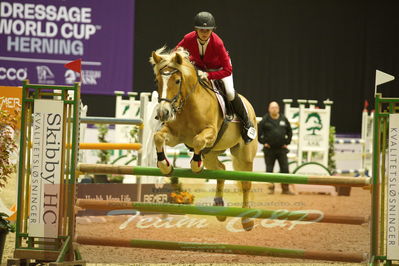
[156,66,198,114]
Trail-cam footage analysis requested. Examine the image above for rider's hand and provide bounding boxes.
[198,70,208,80]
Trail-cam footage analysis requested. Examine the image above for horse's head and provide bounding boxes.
[150,47,193,122]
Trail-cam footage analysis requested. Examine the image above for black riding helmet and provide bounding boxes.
[194,11,216,29]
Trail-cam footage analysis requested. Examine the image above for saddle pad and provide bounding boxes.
[215,92,240,123]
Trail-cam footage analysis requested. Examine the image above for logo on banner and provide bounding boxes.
[0,67,27,81]
[305,112,323,135]
[0,2,99,56]
[0,96,21,110]
[304,112,323,146]
[65,69,101,85]
[0,86,22,128]
[36,65,55,84]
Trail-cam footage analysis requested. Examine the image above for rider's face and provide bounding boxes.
[196,29,212,41]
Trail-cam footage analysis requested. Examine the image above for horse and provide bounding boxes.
[149,47,258,231]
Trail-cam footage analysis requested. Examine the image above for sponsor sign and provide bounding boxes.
[387,114,399,259]
[0,0,134,94]
[0,86,22,128]
[76,183,172,216]
[299,108,330,151]
[29,99,63,238]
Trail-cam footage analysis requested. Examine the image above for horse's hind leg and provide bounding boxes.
[202,152,227,222]
[231,142,257,231]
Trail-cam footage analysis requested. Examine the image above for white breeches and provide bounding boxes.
[221,75,235,101]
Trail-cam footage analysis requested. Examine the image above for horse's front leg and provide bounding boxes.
[154,126,178,175]
[190,127,217,173]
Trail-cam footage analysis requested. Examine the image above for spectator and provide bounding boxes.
[258,101,294,194]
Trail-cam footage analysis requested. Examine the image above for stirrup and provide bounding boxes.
[247,126,256,139]
[242,125,256,144]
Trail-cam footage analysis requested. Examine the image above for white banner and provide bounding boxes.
[299,108,329,151]
[29,99,63,238]
[387,113,399,259]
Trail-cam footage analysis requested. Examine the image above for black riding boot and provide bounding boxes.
[230,94,256,143]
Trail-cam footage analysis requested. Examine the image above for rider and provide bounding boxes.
[176,11,256,144]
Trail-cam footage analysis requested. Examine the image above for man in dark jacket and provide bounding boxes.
[258,101,294,194]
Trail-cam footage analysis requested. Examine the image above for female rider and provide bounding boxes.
[176,11,256,143]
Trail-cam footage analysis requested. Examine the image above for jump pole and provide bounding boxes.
[77,164,371,187]
[76,199,368,225]
[78,143,142,150]
[75,236,367,263]
[80,116,143,125]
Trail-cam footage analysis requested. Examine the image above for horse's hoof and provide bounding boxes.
[213,197,224,206]
[241,217,255,231]
[190,159,204,173]
[216,216,227,222]
[157,160,173,175]
[213,197,226,222]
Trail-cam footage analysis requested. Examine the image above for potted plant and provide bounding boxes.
[0,109,19,188]
[170,190,195,204]
[328,126,337,173]
[169,176,195,204]
[94,124,111,183]
[0,109,19,264]
[0,213,15,264]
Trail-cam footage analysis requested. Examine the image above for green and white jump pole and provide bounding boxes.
[77,163,371,187]
[76,236,366,263]
[76,199,368,225]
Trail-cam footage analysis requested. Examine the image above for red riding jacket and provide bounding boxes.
[176,31,232,80]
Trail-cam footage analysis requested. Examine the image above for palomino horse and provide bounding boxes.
[150,47,258,230]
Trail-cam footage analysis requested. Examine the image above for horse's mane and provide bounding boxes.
[149,46,194,77]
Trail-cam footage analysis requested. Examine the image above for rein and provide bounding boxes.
[194,66,216,93]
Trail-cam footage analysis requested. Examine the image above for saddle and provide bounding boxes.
[212,79,235,121]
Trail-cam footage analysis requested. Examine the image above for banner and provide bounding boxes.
[29,99,63,238]
[0,0,134,95]
[387,113,399,260]
[299,108,330,151]
[77,183,172,216]
[0,86,22,111]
